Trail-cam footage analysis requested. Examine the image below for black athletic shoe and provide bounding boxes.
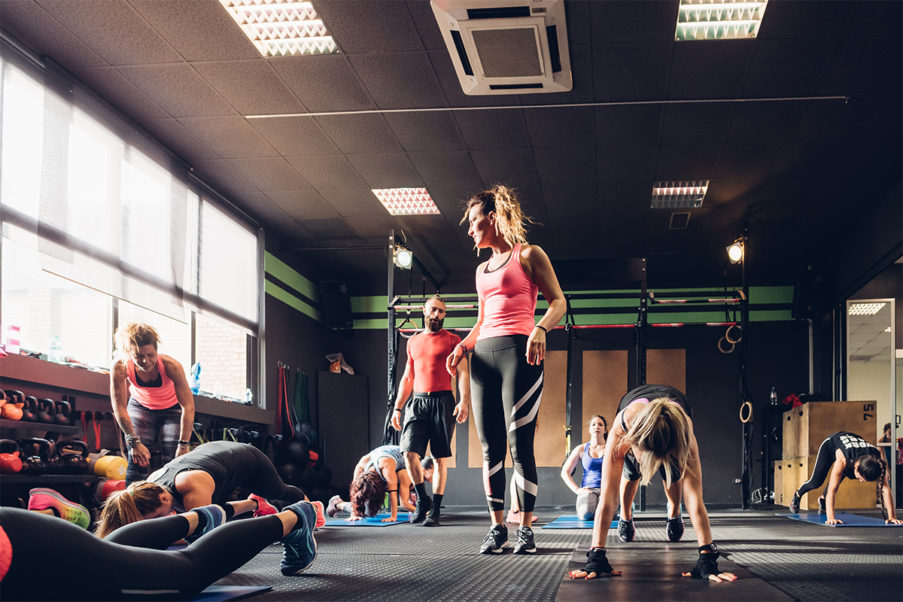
[789,491,801,514]
[422,510,440,527]
[617,518,635,542]
[410,496,432,524]
[480,524,510,554]
[817,495,826,514]
[666,516,684,542]
[513,525,536,554]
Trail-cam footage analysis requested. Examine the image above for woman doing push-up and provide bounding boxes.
[789,431,901,525]
[569,384,737,583]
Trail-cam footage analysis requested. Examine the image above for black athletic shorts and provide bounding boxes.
[399,391,456,459]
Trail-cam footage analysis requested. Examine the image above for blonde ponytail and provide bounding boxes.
[461,184,535,248]
[96,481,166,537]
[623,399,692,488]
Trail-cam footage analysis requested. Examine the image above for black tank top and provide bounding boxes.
[617,384,692,431]
[150,441,256,508]
[830,432,880,479]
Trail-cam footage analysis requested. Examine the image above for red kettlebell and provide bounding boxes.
[0,450,22,474]
[1,391,24,421]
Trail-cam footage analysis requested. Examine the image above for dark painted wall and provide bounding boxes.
[330,320,809,507]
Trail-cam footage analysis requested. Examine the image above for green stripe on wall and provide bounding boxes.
[349,286,794,330]
[265,280,321,321]
[265,252,318,302]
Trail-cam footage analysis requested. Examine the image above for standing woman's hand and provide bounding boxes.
[526,325,547,365]
[446,344,466,376]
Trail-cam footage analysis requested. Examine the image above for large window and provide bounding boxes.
[0,48,261,405]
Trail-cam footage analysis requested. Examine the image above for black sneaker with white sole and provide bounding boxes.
[513,525,536,554]
[666,516,684,542]
[617,518,635,542]
[479,524,509,554]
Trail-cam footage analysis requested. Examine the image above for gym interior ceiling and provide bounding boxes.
[0,0,899,293]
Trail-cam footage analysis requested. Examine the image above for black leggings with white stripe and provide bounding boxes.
[0,507,284,600]
[471,335,543,513]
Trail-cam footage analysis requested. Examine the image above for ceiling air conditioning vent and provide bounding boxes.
[431,0,572,95]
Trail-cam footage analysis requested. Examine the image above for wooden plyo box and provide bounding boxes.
[780,455,879,510]
[782,401,877,458]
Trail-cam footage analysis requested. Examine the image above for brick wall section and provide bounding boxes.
[195,313,247,400]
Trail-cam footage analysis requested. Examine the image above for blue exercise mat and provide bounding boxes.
[542,515,618,529]
[776,512,903,527]
[325,512,411,526]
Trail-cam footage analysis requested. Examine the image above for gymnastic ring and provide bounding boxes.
[725,324,743,344]
[397,316,418,339]
[739,400,753,424]
[717,336,735,354]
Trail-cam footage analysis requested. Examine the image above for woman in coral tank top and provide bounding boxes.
[446,184,566,556]
[110,322,195,483]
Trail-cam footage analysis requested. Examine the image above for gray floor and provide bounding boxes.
[215,506,903,601]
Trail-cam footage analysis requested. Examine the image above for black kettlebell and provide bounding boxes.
[18,437,52,475]
[53,399,72,426]
[57,439,89,474]
[35,397,54,423]
[0,439,18,453]
[23,396,38,422]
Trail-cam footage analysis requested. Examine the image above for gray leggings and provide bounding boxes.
[126,398,181,484]
[576,488,600,521]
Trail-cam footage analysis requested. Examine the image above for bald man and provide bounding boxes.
[392,295,471,526]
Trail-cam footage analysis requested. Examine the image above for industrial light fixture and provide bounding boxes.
[393,245,413,270]
[372,188,440,216]
[848,302,886,316]
[219,0,338,57]
[651,180,709,208]
[726,238,744,264]
[675,0,769,41]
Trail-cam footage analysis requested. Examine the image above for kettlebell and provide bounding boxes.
[53,399,72,426]
[21,396,37,422]
[0,389,6,409]
[2,391,24,421]
[36,398,55,423]
[0,450,22,474]
[57,439,90,474]
[18,437,52,475]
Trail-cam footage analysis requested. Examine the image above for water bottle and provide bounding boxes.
[49,336,64,363]
[769,386,778,407]
[244,388,253,404]
[189,363,201,395]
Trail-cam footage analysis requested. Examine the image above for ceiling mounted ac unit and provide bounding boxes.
[431,0,572,95]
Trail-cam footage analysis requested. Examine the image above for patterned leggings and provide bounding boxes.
[126,398,181,484]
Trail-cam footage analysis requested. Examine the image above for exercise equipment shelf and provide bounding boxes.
[0,418,79,433]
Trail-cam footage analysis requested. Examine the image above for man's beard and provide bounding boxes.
[427,317,444,332]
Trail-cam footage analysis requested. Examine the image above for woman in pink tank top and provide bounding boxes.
[110,322,195,483]
[446,185,566,556]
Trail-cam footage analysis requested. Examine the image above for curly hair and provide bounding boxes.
[623,399,691,488]
[349,470,387,518]
[95,481,167,538]
[114,322,161,360]
[460,184,534,249]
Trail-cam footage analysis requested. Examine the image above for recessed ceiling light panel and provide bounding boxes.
[373,188,440,216]
[675,0,769,41]
[219,0,338,56]
[651,180,709,209]
[848,302,886,316]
